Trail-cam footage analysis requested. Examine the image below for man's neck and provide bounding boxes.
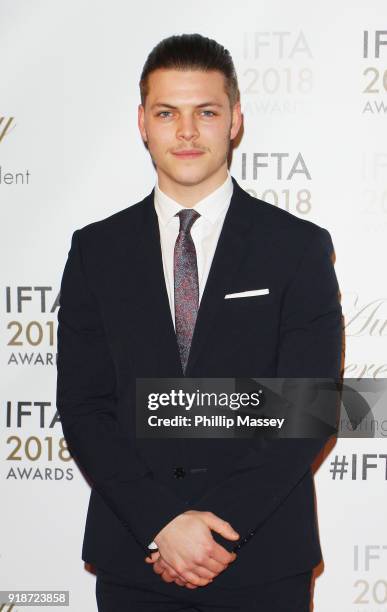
[157,166,229,207]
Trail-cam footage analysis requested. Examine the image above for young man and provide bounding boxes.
[56,33,342,611]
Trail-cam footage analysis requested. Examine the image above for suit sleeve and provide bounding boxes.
[189,227,343,549]
[56,229,189,554]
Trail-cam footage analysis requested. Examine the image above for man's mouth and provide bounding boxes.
[172,150,205,159]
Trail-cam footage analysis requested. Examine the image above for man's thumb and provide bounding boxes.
[204,512,240,540]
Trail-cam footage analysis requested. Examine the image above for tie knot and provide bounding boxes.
[175,208,201,234]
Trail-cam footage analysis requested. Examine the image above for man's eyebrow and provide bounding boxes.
[150,102,223,110]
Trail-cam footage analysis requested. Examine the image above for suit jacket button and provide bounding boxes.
[173,467,186,478]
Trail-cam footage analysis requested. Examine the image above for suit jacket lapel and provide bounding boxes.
[127,176,255,377]
[128,188,184,376]
[185,177,254,375]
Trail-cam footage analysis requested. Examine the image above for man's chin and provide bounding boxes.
[164,169,213,187]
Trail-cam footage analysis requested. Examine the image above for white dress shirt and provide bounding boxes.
[147,169,234,550]
[154,169,234,330]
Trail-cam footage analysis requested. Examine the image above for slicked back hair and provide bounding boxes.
[139,33,240,110]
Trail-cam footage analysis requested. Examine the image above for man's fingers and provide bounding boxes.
[180,570,213,586]
[159,560,182,580]
[177,544,238,584]
[161,570,197,589]
[192,555,229,576]
[144,550,160,563]
[210,541,238,566]
[200,512,240,542]
[183,562,217,580]
[153,548,235,586]
[158,557,185,578]
[151,558,204,589]
[180,542,236,577]
[153,558,187,583]
[161,569,175,583]
[158,556,215,583]
[154,558,212,587]
[154,560,197,588]
[152,560,166,576]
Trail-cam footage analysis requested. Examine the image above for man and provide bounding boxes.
[56,33,343,611]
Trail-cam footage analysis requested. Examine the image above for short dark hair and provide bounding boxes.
[139,33,240,109]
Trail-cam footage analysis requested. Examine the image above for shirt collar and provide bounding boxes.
[154,169,233,227]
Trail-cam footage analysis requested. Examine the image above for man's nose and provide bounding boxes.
[176,115,199,140]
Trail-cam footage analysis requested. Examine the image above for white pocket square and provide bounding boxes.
[224,288,270,299]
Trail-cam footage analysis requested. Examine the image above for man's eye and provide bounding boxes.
[156,110,216,118]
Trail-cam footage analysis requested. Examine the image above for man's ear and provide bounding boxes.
[138,103,148,143]
[230,101,242,141]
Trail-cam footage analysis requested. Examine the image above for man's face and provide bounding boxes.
[138,68,241,188]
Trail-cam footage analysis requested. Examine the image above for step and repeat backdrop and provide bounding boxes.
[1,1,386,610]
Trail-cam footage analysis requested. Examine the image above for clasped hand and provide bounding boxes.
[144,510,239,589]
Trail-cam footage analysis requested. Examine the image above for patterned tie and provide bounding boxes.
[174,208,201,374]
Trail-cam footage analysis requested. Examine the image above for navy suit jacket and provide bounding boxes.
[56,175,342,587]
